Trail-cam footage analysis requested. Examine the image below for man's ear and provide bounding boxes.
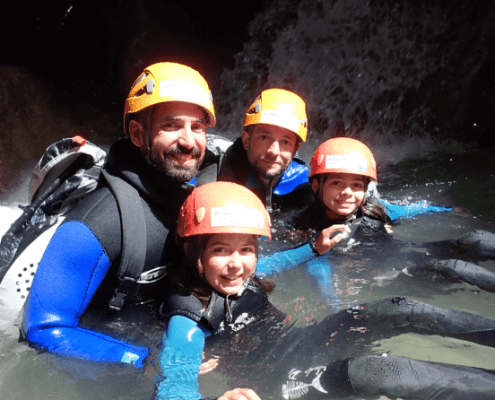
[128,120,146,152]
[241,129,250,150]
[294,138,302,154]
[311,178,319,194]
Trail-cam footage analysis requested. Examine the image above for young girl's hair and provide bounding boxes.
[361,196,392,224]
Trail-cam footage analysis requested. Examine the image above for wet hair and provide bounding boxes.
[127,106,157,134]
[170,235,276,309]
[360,196,392,224]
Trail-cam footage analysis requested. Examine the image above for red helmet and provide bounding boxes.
[177,182,271,239]
[310,138,377,181]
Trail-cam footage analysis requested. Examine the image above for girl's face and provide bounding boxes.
[199,233,257,296]
[320,173,365,219]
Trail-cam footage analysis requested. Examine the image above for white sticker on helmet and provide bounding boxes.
[160,80,211,107]
[260,109,300,133]
[325,154,368,172]
[211,206,265,229]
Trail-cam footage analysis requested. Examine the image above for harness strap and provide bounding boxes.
[102,170,147,311]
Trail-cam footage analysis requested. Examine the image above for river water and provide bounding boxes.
[0,145,494,400]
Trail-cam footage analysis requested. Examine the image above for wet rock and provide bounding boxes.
[0,65,116,202]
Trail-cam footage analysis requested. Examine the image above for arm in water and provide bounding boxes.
[257,238,340,308]
[155,315,262,400]
[257,224,350,277]
[22,221,150,367]
[366,180,453,222]
[257,243,314,277]
[381,199,453,222]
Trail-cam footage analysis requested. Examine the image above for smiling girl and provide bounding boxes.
[155,181,274,400]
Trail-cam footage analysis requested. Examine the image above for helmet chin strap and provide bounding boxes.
[144,108,155,167]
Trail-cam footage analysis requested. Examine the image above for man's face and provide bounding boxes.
[148,102,207,182]
[242,124,300,187]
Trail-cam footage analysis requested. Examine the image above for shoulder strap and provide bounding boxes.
[101,170,147,311]
[194,162,218,187]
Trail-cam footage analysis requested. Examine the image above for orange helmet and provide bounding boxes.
[310,137,377,181]
[177,182,271,239]
[243,88,308,141]
[124,62,216,135]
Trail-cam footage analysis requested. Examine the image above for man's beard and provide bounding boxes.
[150,144,204,182]
[251,155,287,185]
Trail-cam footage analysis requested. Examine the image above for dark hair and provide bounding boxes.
[360,197,392,224]
[170,235,275,309]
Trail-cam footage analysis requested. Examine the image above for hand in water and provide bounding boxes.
[313,224,351,255]
[453,206,472,218]
[199,356,220,374]
[217,388,261,400]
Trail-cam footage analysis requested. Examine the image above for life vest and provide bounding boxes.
[158,281,271,335]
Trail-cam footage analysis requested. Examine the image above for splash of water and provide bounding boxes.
[216,0,494,166]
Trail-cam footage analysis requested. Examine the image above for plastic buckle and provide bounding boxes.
[108,290,127,311]
[108,277,136,311]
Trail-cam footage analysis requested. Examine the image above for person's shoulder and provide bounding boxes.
[158,286,204,323]
[206,134,235,156]
[66,184,117,223]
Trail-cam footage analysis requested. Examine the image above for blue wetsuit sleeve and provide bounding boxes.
[305,257,340,311]
[22,221,149,367]
[257,245,340,309]
[257,243,315,277]
[155,315,209,400]
[381,199,453,222]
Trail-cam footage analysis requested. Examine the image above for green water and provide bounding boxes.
[1,147,495,399]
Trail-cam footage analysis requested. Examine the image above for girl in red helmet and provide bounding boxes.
[154,181,273,400]
[299,137,392,255]
[153,181,495,400]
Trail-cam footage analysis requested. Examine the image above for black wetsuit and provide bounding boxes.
[159,281,495,399]
[217,138,314,211]
[21,139,212,366]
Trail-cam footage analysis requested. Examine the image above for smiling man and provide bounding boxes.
[21,62,217,368]
[218,89,313,211]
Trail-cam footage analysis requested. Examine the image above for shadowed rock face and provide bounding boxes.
[0,65,116,201]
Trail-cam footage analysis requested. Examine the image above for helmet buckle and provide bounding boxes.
[146,80,154,94]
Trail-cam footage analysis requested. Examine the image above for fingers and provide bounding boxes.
[199,357,219,374]
[217,388,261,400]
[453,207,472,218]
[314,224,351,255]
